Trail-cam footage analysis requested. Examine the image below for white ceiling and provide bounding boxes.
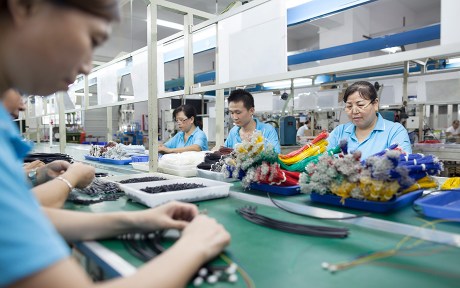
[93,0,441,63]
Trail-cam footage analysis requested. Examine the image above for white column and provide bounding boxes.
[147,1,159,172]
[441,0,460,45]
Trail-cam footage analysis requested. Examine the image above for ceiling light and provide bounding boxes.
[447,57,460,64]
[262,78,313,89]
[380,47,402,54]
[157,19,184,30]
[286,0,313,9]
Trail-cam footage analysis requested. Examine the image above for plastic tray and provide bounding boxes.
[132,155,149,162]
[196,169,238,183]
[98,157,132,165]
[105,172,183,183]
[131,162,149,171]
[310,190,423,213]
[119,177,231,208]
[249,183,301,196]
[414,190,460,220]
[84,155,100,161]
[158,166,197,177]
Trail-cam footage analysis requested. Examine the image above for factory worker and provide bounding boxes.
[225,89,281,153]
[159,104,208,153]
[0,1,230,287]
[327,81,411,159]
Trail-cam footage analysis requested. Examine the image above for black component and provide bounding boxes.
[236,205,349,238]
[140,183,206,194]
[281,92,289,100]
[118,176,167,184]
[24,152,74,164]
[66,178,125,205]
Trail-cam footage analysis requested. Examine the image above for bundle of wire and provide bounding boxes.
[278,132,329,165]
[118,231,253,287]
[67,178,124,205]
[301,146,443,202]
[24,152,74,164]
[236,206,349,238]
[243,161,300,187]
[279,146,342,172]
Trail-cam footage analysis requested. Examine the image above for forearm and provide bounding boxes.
[169,144,202,153]
[32,178,72,208]
[96,240,204,288]
[44,208,139,241]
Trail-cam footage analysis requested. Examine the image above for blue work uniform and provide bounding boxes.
[164,126,208,151]
[225,118,281,153]
[0,104,69,287]
[327,113,412,160]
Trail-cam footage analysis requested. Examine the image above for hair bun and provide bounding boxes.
[374,82,380,91]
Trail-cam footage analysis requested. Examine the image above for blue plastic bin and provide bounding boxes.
[132,155,149,162]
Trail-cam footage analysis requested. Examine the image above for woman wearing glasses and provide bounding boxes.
[327,81,411,159]
[159,104,209,154]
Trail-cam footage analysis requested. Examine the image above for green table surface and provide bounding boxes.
[66,180,460,288]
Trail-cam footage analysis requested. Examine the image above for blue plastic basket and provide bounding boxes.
[310,190,423,213]
[131,155,149,162]
[414,190,460,220]
[98,158,132,165]
[84,155,100,161]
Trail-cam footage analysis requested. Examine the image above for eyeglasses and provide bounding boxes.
[175,118,189,123]
[344,101,374,113]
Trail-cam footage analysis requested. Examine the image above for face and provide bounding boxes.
[4,2,111,95]
[345,91,379,130]
[228,101,254,128]
[454,121,459,129]
[2,89,26,119]
[175,111,193,132]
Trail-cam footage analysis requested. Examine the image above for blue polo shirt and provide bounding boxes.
[0,104,69,287]
[164,126,208,151]
[225,118,281,153]
[327,113,412,160]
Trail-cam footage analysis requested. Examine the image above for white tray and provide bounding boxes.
[196,169,238,183]
[119,177,231,208]
[131,162,149,171]
[158,166,197,177]
[105,172,183,183]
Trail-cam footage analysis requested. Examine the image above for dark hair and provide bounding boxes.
[227,89,254,110]
[173,104,197,124]
[0,0,120,21]
[343,81,378,103]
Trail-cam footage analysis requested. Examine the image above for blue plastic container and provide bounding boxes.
[131,155,149,162]
[84,155,100,161]
[249,183,301,196]
[414,190,460,220]
[310,190,423,213]
[98,158,132,165]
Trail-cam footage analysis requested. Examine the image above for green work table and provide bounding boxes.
[66,181,460,288]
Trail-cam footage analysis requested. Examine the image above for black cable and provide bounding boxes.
[267,193,368,220]
[236,206,348,238]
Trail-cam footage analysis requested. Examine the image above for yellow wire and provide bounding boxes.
[329,219,451,271]
[219,253,256,288]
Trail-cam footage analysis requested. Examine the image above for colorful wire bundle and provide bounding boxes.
[301,143,443,202]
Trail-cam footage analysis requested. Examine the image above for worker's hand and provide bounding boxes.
[35,160,70,185]
[61,162,95,188]
[158,144,171,154]
[177,215,231,262]
[23,160,46,173]
[132,201,199,231]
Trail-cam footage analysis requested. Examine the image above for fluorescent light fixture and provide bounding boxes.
[74,93,93,97]
[286,0,313,9]
[380,47,401,54]
[262,78,313,89]
[447,57,460,64]
[157,19,184,30]
[119,95,134,99]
